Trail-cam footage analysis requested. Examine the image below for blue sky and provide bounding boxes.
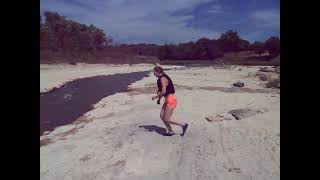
[40,0,279,44]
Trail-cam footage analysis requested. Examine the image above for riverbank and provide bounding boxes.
[40,64,279,180]
[40,63,180,93]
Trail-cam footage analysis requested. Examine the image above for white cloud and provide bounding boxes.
[250,9,280,28]
[40,0,220,44]
[207,5,222,14]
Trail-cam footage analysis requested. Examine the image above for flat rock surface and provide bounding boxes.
[40,64,279,180]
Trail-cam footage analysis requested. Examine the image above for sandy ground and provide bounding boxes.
[40,64,280,180]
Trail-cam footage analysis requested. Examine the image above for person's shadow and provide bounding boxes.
[138,125,167,136]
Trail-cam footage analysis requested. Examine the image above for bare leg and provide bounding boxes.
[160,104,173,132]
[160,103,165,120]
[163,106,186,132]
[168,117,185,127]
[164,122,173,133]
[163,105,185,127]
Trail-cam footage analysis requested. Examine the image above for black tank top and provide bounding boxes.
[157,73,175,97]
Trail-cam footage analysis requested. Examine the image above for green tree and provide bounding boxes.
[239,39,250,51]
[206,40,223,59]
[158,44,174,60]
[40,11,112,55]
[265,36,280,57]
[40,25,59,51]
[218,30,242,52]
[251,41,265,56]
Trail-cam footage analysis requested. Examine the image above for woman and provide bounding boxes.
[151,66,188,136]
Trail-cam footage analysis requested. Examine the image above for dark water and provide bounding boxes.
[40,71,149,136]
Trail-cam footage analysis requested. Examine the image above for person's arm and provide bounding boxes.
[157,95,162,104]
[152,77,167,100]
[156,90,162,104]
[157,77,167,98]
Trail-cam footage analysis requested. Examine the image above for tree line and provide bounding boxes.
[157,30,280,60]
[40,11,113,59]
[40,11,280,62]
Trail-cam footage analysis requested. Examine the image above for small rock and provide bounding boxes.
[233,81,244,88]
[217,112,234,119]
[259,67,273,72]
[206,113,233,122]
[205,116,223,122]
[63,93,72,100]
[69,61,77,65]
[238,68,242,71]
[205,117,214,122]
[228,109,260,120]
[228,167,241,173]
[257,109,264,113]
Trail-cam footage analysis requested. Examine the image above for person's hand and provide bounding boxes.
[152,96,158,101]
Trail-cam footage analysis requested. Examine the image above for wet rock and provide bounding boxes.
[233,81,244,88]
[228,109,261,120]
[259,67,273,72]
[63,93,72,100]
[205,116,214,122]
[205,113,233,122]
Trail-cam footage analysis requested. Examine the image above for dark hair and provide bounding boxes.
[153,66,164,73]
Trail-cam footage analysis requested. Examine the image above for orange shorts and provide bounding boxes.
[165,95,177,109]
